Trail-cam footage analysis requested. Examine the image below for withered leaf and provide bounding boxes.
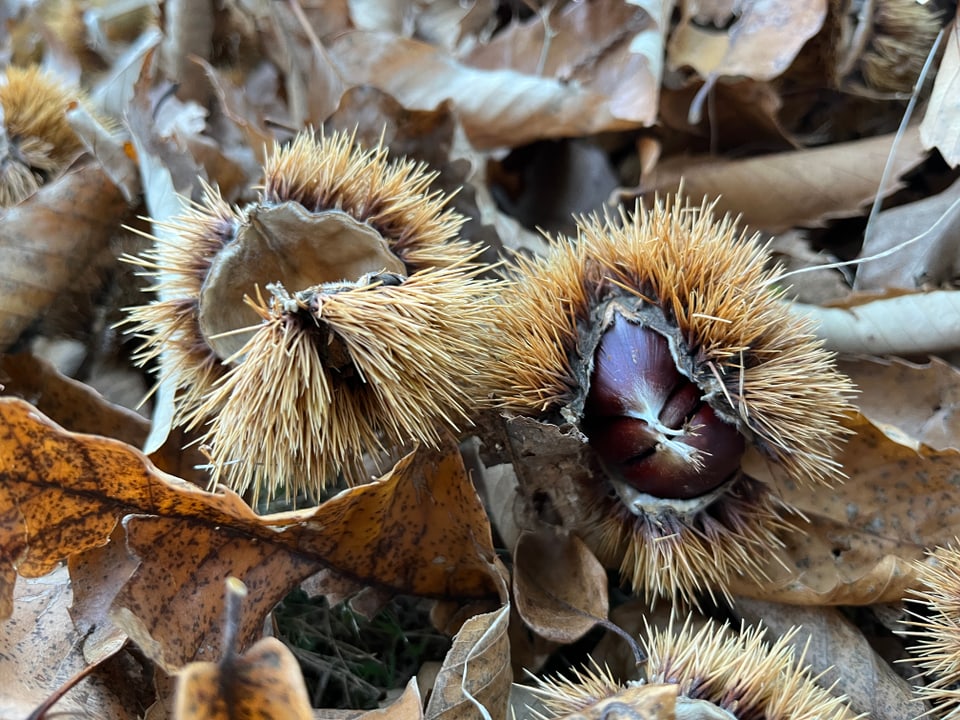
[668,0,826,81]
[0,566,133,720]
[425,604,511,720]
[0,165,130,351]
[175,636,313,720]
[838,356,960,452]
[796,290,960,356]
[735,598,922,720]
[637,128,928,233]
[921,23,960,167]
[735,412,960,604]
[298,435,504,602]
[328,32,646,149]
[356,678,423,720]
[513,530,609,644]
[0,398,500,673]
[0,351,149,447]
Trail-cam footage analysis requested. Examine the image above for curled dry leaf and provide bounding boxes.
[796,290,960,355]
[668,0,827,81]
[734,598,922,720]
[734,412,960,604]
[356,678,423,720]
[854,175,960,291]
[837,356,960,452]
[424,604,511,720]
[920,22,960,167]
[633,127,928,233]
[328,28,654,149]
[0,398,501,672]
[513,530,609,644]
[67,526,138,665]
[463,0,667,122]
[175,579,312,720]
[297,434,505,602]
[0,165,130,351]
[175,637,312,720]
[0,351,149,447]
[0,566,133,720]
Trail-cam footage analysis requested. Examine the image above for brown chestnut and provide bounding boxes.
[582,314,745,499]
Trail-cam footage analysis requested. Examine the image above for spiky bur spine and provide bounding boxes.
[127,184,243,423]
[188,267,498,504]
[583,478,792,604]
[126,129,492,500]
[0,65,87,207]
[531,618,858,720]
[482,195,855,602]
[906,543,960,719]
[858,0,941,94]
[263,131,475,269]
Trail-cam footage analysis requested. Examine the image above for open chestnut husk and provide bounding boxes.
[482,195,856,603]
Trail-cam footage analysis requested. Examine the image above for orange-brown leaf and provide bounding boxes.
[299,436,504,601]
[174,637,313,720]
[0,397,500,674]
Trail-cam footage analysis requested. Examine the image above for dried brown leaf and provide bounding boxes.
[854,176,960,290]
[513,530,609,644]
[356,678,423,720]
[0,398,500,673]
[0,566,133,720]
[668,0,827,80]
[734,599,922,720]
[297,436,505,602]
[734,412,960,604]
[638,127,928,232]
[0,165,129,351]
[425,604,511,720]
[68,526,138,664]
[0,351,149,446]
[328,31,650,149]
[921,21,960,167]
[464,0,667,121]
[175,636,313,720]
[838,356,960,452]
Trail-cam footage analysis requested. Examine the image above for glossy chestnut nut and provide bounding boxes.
[582,315,745,499]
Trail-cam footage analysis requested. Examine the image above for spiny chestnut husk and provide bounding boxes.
[532,617,858,720]
[905,542,960,718]
[0,65,88,207]
[483,195,855,603]
[126,129,493,502]
[836,0,942,95]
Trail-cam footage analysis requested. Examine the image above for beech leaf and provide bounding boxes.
[513,530,609,644]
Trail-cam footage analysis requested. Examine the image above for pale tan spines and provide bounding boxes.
[125,130,488,496]
[186,264,499,503]
[486,195,855,488]
[532,617,857,720]
[0,65,87,206]
[583,477,791,604]
[644,618,857,720]
[124,183,241,422]
[263,130,477,270]
[906,543,960,719]
[859,0,941,94]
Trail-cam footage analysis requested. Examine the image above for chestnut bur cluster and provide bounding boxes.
[128,130,855,604]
